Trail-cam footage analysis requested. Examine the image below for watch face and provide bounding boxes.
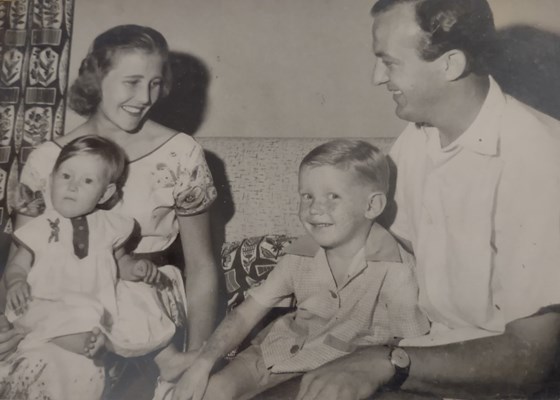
[391,347,410,369]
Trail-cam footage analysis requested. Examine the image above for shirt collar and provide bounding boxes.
[424,76,505,157]
[285,222,402,263]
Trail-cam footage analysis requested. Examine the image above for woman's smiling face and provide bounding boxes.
[97,50,164,132]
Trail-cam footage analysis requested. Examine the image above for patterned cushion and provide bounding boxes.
[221,234,295,311]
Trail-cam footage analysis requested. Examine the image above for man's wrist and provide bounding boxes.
[383,345,411,391]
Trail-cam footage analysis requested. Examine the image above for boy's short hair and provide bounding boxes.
[54,135,128,209]
[300,139,390,194]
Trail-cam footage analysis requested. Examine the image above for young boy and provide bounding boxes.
[158,139,429,400]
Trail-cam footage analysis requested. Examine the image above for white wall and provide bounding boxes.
[65,0,560,138]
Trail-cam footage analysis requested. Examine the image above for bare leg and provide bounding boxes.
[50,332,92,354]
[84,327,108,358]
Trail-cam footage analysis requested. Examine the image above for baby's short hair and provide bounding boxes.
[300,139,390,194]
[54,135,128,208]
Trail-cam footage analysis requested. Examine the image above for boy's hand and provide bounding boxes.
[171,359,213,400]
[6,280,31,315]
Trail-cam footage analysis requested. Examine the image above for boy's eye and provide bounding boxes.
[124,79,139,86]
[61,173,70,179]
[150,80,162,88]
[300,193,312,201]
[84,178,93,184]
[327,193,340,200]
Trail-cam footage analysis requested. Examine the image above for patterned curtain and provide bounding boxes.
[0,0,74,272]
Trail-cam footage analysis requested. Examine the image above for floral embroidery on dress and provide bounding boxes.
[174,164,217,216]
[14,183,46,217]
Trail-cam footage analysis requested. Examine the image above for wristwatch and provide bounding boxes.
[385,346,411,390]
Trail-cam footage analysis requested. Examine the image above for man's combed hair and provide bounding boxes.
[69,24,172,117]
[372,0,496,75]
[54,135,128,209]
[300,139,390,194]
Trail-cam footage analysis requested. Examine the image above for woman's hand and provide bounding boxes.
[6,280,31,316]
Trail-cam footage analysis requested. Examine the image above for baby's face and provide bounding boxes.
[50,154,110,218]
[298,165,374,252]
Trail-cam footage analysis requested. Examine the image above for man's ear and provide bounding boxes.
[98,183,116,205]
[442,49,467,81]
[365,192,387,220]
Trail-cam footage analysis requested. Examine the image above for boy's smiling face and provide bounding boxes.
[298,164,380,257]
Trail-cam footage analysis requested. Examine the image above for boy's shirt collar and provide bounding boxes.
[285,222,402,263]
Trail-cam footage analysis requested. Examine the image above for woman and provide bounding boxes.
[1,25,219,399]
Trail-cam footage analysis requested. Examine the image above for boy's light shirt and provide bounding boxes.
[248,223,429,373]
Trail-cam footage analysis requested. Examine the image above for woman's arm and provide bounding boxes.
[177,211,220,350]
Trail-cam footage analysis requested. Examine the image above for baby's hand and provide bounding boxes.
[133,258,169,285]
[6,280,31,315]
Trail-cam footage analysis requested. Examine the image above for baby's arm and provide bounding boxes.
[5,247,33,315]
[170,296,271,400]
[114,247,160,284]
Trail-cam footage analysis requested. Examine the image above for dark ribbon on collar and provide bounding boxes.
[70,216,89,259]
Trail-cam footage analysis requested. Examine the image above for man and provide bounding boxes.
[295,0,560,399]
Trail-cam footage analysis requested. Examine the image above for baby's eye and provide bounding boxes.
[327,193,340,200]
[300,193,312,201]
[61,173,71,180]
[84,178,93,184]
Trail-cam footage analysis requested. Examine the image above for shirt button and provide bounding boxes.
[78,243,85,249]
[329,290,338,299]
[290,345,299,354]
[78,226,84,231]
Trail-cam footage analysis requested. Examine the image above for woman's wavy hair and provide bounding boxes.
[69,24,172,117]
[371,0,497,75]
[54,135,129,210]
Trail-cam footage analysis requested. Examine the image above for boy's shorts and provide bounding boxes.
[229,344,302,399]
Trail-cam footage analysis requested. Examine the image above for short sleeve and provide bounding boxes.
[15,143,59,216]
[97,211,135,250]
[248,254,297,308]
[380,262,430,339]
[13,214,51,256]
[173,139,217,216]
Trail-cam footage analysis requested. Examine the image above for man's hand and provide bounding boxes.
[171,359,213,400]
[6,280,30,315]
[296,346,395,400]
[0,315,23,361]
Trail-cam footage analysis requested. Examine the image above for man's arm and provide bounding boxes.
[297,311,560,400]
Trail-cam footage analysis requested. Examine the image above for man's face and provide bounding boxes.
[372,3,444,123]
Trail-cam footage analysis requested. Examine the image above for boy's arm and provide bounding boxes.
[171,296,271,400]
[197,295,271,366]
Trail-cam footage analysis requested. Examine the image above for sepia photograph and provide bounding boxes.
[1,0,560,399]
